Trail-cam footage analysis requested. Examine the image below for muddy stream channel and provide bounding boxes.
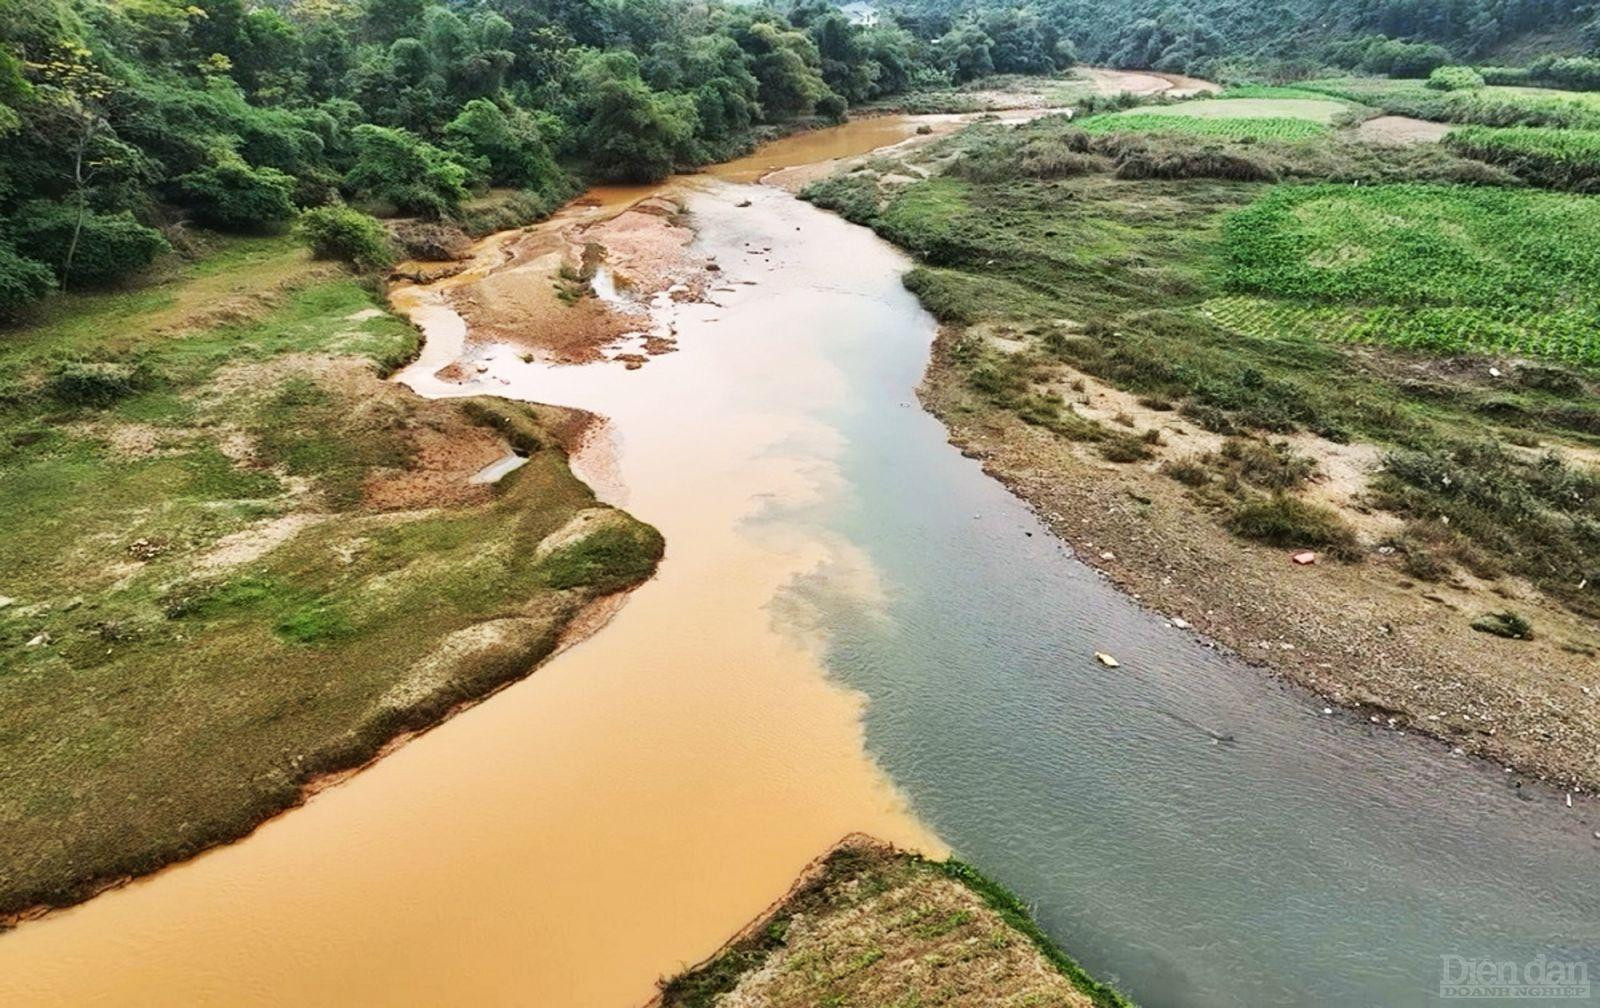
[2,115,1597,1008]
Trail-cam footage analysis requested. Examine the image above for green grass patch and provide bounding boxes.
[1300,77,1600,128]
[1445,125,1600,191]
[1223,183,1600,311]
[536,521,666,592]
[1077,113,1330,141]
[0,236,661,920]
[657,843,1129,1008]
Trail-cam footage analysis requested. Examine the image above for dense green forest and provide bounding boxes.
[4,0,1598,319]
[893,0,1600,79]
[1,0,1059,315]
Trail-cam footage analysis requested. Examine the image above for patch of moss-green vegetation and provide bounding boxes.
[0,233,661,920]
[1444,125,1600,190]
[1300,77,1600,128]
[806,115,1600,615]
[1077,113,1331,141]
[1226,183,1600,308]
[536,523,666,592]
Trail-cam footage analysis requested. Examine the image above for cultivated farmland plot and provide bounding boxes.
[1075,113,1329,140]
[1213,182,1600,363]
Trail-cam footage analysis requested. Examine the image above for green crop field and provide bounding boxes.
[1217,182,1600,361]
[1217,84,1348,101]
[1074,113,1330,141]
[1300,77,1600,128]
[1484,84,1600,108]
[1201,295,1600,364]
[1224,182,1600,305]
[1113,96,1348,123]
[1444,125,1600,189]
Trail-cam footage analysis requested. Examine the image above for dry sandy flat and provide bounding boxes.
[1357,114,1454,144]
[434,194,707,366]
[1078,66,1220,97]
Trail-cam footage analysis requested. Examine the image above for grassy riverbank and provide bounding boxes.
[803,104,1600,789]
[0,233,662,921]
[656,837,1128,1008]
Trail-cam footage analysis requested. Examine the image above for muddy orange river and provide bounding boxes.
[0,116,947,1008]
[4,111,1598,1008]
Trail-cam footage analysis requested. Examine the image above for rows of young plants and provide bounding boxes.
[1443,125,1600,190]
[1222,183,1600,309]
[1216,84,1347,102]
[1298,78,1600,128]
[1199,295,1600,365]
[1074,113,1329,141]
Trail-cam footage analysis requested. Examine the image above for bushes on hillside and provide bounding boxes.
[1477,66,1532,86]
[444,98,567,192]
[571,51,698,183]
[1345,36,1452,78]
[343,125,469,219]
[0,240,57,317]
[1526,55,1600,92]
[295,206,395,270]
[177,160,298,230]
[5,202,169,287]
[1427,65,1485,91]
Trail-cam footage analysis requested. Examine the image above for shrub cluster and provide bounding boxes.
[294,206,395,271]
[4,203,169,287]
[1378,439,1600,616]
[0,240,56,318]
[1426,66,1485,91]
[1226,494,1362,558]
[44,361,146,407]
[177,161,298,231]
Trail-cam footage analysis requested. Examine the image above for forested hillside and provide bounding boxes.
[4,0,1598,320]
[1,0,1087,317]
[891,0,1600,79]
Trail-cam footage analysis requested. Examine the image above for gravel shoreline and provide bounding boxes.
[919,327,1600,796]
